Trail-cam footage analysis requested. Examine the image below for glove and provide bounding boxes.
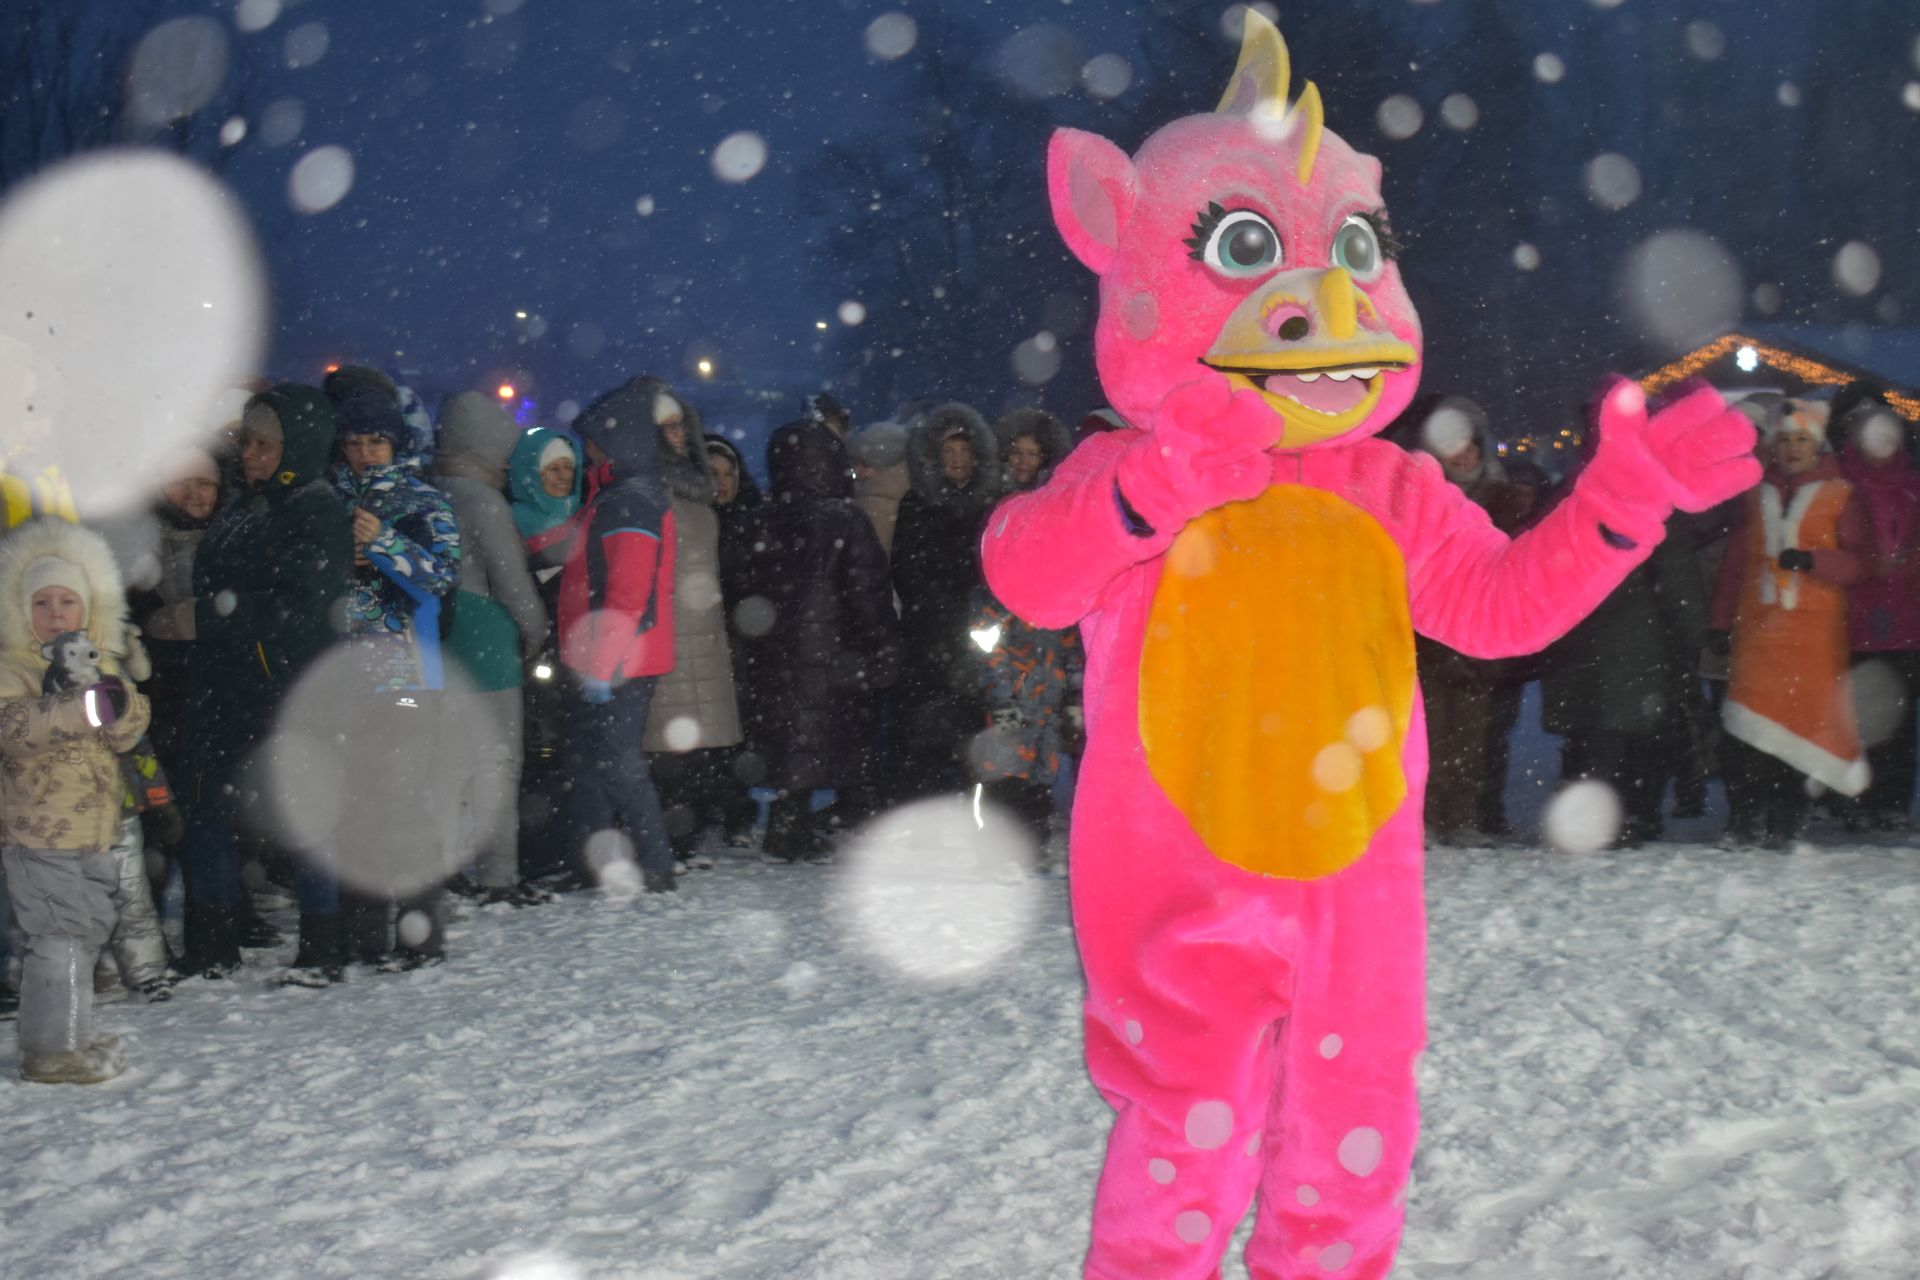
[1706,629,1732,657]
[581,678,614,705]
[1113,377,1276,534]
[141,802,188,850]
[82,679,127,728]
[1582,378,1761,522]
[1777,548,1815,573]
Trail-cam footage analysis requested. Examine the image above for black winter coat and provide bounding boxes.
[891,403,1001,713]
[181,384,353,820]
[723,422,900,792]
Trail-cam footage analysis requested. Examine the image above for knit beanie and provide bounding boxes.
[167,447,221,486]
[848,420,909,469]
[1774,398,1832,448]
[538,437,575,472]
[334,390,409,450]
[324,364,399,406]
[23,556,88,627]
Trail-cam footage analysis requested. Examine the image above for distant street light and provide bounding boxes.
[497,383,516,400]
[696,359,714,378]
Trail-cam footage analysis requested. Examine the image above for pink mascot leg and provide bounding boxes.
[1244,781,1427,1279]
[1076,712,1428,1280]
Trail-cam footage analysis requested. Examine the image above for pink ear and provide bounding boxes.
[1048,128,1136,276]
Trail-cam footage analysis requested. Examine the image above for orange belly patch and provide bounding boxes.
[1140,485,1415,880]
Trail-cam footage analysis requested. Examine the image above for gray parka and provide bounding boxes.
[432,393,550,666]
[643,397,742,753]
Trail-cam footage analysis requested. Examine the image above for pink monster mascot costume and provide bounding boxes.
[981,14,1759,1279]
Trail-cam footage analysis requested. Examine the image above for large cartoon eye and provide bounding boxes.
[1331,214,1385,281]
[1188,204,1283,277]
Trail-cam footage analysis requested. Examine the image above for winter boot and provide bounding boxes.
[93,952,128,1005]
[340,892,392,968]
[21,1033,126,1085]
[388,890,446,970]
[176,904,242,979]
[480,881,551,908]
[642,866,678,893]
[762,798,810,863]
[279,913,346,988]
[375,950,447,973]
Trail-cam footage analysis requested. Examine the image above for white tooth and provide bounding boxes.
[1284,394,1306,407]
[1351,366,1380,379]
[1327,370,1354,382]
[1295,372,1322,383]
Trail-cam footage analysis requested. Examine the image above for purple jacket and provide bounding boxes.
[1841,444,1920,651]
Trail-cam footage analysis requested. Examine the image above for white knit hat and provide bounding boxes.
[23,556,88,627]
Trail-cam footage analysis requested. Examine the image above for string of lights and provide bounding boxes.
[1639,333,1920,421]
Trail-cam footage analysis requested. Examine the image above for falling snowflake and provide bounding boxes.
[711,132,768,183]
[288,145,354,213]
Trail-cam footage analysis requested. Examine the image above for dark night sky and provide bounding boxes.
[62,0,1920,469]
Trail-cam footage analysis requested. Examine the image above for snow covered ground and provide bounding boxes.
[6,709,1920,1278]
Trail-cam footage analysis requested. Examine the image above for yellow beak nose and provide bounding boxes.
[1316,267,1358,341]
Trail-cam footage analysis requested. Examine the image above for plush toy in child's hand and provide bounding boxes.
[40,629,103,692]
[40,629,127,727]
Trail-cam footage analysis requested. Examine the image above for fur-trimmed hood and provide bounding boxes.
[659,395,717,505]
[994,407,1077,492]
[905,402,1000,503]
[0,517,134,667]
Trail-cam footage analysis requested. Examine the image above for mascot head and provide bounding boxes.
[1048,11,1423,451]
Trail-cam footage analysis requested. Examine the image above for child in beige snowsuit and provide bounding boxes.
[0,518,152,1083]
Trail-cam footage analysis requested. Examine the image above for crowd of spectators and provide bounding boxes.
[2,363,1913,1085]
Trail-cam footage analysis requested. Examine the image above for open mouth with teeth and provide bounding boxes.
[1202,347,1417,445]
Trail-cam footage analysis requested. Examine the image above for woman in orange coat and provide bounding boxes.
[1710,398,1871,848]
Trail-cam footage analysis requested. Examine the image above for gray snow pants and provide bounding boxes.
[7,817,169,996]
[3,847,122,1054]
[98,815,169,991]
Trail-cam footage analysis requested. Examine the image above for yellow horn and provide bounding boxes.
[1216,7,1290,115]
[1292,81,1326,185]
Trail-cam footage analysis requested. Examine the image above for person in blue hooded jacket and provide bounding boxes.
[304,391,462,978]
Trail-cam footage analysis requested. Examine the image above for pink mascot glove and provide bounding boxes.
[1113,376,1277,535]
[1582,377,1761,525]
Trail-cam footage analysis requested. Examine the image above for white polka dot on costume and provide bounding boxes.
[1319,1034,1343,1059]
[1338,1127,1384,1177]
[1244,1132,1261,1156]
[1149,1159,1175,1184]
[1311,742,1362,792]
[1297,1184,1320,1206]
[1174,1210,1211,1244]
[1319,1240,1355,1270]
[1125,1019,1143,1044]
[1345,705,1392,752]
[1184,1101,1234,1150]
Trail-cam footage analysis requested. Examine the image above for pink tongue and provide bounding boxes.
[1268,372,1370,414]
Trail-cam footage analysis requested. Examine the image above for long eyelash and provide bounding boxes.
[1361,208,1405,259]
[1185,201,1227,261]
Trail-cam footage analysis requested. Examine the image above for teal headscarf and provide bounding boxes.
[508,427,582,538]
